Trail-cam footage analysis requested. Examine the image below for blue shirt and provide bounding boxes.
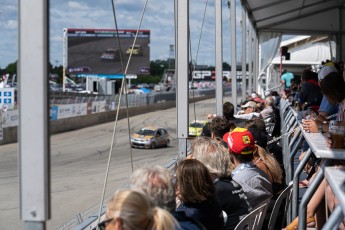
[281,72,294,88]
[319,96,338,116]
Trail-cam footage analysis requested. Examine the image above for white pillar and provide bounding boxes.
[215,0,223,115]
[230,0,237,108]
[176,0,189,158]
[19,0,50,229]
[241,9,246,100]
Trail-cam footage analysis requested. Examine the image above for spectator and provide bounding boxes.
[208,115,233,147]
[244,118,285,178]
[235,101,262,120]
[299,69,322,110]
[223,102,247,128]
[223,127,272,209]
[176,159,224,230]
[260,96,275,121]
[130,165,205,230]
[302,65,340,133]
[284,71,345,229]
[281,69,294,90]
[191,137,251,230]
[100,189,177,230]
[206,102,246,128]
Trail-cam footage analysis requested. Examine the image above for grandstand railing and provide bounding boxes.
[280,98,345,229]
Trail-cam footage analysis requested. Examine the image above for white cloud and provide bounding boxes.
[66,1,91,11]
[4,19,17,29]
[1,0,248,68]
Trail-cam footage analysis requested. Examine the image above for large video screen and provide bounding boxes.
[66,28,150,75]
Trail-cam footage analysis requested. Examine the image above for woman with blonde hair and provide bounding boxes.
[99,189,178,230]
[254,145,283,187]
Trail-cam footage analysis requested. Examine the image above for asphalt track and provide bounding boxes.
[0,96,232,229]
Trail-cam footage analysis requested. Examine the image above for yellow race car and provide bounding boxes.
[188,120,208,137]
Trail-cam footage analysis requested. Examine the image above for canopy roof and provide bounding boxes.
[241,0,345,35]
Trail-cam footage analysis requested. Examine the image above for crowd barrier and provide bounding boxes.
[280,98,345,229]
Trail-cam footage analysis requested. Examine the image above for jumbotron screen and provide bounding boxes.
[66,28,150,75]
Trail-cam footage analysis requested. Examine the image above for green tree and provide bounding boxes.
[149,59,170,76]
[5,61,17,76]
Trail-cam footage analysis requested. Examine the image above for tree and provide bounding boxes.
[149,59,170,76]
[5,61,17,76]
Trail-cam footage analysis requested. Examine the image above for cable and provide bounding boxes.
[110,0,125,72]
[96,0,150,227]
[191,0,209,125]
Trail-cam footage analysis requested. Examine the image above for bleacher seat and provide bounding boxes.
[234,202,268,230]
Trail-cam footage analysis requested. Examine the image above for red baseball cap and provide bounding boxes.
[223,127,255,155]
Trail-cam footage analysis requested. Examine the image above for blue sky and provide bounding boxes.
[0,0,246,69]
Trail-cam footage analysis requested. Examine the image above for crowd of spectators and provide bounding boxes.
[277,60,345,229]
[99,60,345,229]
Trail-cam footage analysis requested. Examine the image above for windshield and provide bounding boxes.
[137,129,155,136]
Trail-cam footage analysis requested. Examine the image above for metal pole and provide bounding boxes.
[215,0,223,115]
[176,0,189,159]
[63,29,67,92]
[230,0,237,108]
[241,9,246,100]
[248,26,252,94]
[254,34,259,92]
[19,0,50,229]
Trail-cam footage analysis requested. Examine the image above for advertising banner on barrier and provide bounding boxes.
[1,110,19,128]
[90,100,107,114]
[57,103,88,119]
[50,106,59,120]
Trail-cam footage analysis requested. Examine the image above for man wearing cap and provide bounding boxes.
[235,101,262,120]
[223,127,272,209]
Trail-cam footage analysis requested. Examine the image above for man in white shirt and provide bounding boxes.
[235,101,261,120]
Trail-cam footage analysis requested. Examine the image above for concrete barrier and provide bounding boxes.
[0,94,214,145]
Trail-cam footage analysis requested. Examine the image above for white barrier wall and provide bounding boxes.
[1,100,107,127]
[1,109,19,128]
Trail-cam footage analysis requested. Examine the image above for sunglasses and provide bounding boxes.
[98,218,113,230]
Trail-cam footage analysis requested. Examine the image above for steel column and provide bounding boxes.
[176,0,189,158]
[215,0,223,115]
[230,0,237,108]
[19,0,50,229]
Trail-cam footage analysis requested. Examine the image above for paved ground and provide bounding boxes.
[0,97,232,229]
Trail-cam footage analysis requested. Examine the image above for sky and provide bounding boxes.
[0,0,247,69]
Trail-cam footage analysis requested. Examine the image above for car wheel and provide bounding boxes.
[151,142,156,149]
[165,139,170,147]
